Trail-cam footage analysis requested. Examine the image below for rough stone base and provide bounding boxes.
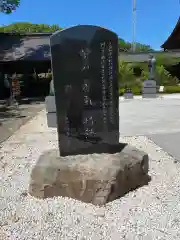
[29,143,150,206]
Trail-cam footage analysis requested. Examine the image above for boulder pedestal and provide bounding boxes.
[29,143,150,206]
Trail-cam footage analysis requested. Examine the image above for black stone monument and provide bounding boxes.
[50,25,119,156]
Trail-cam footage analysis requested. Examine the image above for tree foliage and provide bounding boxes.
[0,0,20,14]
[155,65,179,86]
[119,55,180,88]
[118,61,136,87]
[131,54,180,75]
[141,64,179,86]
[0,22,61,33]
[119,38,153,52]
[0,22,152,51]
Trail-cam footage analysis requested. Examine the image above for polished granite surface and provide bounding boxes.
[50,25,119,156]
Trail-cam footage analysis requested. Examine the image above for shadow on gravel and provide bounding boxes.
[19,97,45,105]
[0,97,45,122]
[60,142,128,156]
[0,107,23,121]
[0,99,44,143]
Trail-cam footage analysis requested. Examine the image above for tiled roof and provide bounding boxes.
[0,32,51,61]
[161,17,180,50]
[0,32,52,36]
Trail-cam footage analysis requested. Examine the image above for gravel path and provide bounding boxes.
[1,110,180,240]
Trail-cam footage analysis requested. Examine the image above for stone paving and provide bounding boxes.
[0,94,180,161]
[0,101,44,144]
[120,95,180,161]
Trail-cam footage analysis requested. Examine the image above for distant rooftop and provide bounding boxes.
[0,32,53,36]
[0,32,51,62]
[161,17,180,50]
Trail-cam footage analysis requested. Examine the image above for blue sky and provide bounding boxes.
[0,0,179,49]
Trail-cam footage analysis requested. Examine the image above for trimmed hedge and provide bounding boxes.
[164,86,180,94]
[119,86,141,96]
[120,85,180,96]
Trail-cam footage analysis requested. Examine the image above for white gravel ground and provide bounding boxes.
[1,110,180,240]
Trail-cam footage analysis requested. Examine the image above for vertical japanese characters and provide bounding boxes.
[64,84,71,144]
[107,42,114,125]
[100,42,108,130]
[80,48,95,138]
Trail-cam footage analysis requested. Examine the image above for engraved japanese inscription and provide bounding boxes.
[50,25,119,156]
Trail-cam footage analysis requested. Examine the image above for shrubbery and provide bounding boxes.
[119,87,141,96]
[119,85,180,96]
[118,57,180,95]
[164,86,180,94]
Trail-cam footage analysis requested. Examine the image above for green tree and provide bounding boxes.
[0,22,153,52]
[119,38,153,52]
[133,54,180,70]
[119,61,136,87]
[120,54,180,87]
[0,0,20,14]
[140,70,149,81]
[119,38,131,51]
[135,42,153,52]
[155,65,179,86]
[131,53,180,82]
[0,22,62,33]
[139,62,179,86]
